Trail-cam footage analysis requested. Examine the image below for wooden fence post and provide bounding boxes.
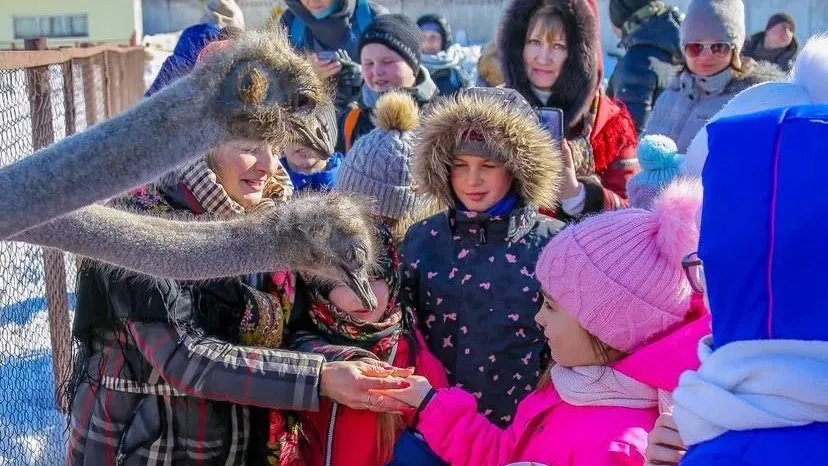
[25,37,72,413]
[102,50,112,118]
[82,56,98,127]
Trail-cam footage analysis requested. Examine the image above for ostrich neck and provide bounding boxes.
[0,79,228,240]
[13,204,307,280]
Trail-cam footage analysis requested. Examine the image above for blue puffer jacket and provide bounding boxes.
[679,104,828,465]
[146,23,224,97]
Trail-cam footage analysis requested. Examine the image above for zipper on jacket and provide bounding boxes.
[479,224,488,244]
[325,402,339,466]
[323,342,400,466]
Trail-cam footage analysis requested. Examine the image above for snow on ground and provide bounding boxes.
[0,242,74,465]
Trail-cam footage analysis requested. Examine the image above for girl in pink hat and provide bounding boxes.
[378,180,710,466]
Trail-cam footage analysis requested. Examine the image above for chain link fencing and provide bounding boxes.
[0,40,144,465]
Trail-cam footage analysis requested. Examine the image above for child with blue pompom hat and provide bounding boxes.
[627,135,684,210]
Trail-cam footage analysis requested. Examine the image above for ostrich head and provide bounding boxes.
[258,191,381,310]
[190,28,333,151]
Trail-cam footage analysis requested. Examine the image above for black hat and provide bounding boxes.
[358,14,422,73]
[417,13,454,50]
[766,12,796,33]
[609,0,653,29]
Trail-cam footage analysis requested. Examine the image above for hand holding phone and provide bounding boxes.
[536,107,564,141]
[316,51,339,63]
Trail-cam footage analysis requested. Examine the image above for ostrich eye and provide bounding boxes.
[353,247,366,264]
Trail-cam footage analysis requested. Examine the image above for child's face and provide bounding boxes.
[283,144,327,173]
[535,293,610,368]
[328,278,390,323]
[450,154,514,212]
[361,43,417,92]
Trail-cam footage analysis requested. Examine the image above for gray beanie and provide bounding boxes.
[681,0,745,53]
[336,92,420,221]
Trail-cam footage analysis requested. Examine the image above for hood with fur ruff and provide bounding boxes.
[413,88,562,210]
[499,0,602,131]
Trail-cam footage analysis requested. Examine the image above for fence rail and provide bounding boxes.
[0,38,144,465]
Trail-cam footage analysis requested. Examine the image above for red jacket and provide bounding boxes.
[542,93,639,218]
[302,331,449,466]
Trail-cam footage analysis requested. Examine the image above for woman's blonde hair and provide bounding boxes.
[526,5,567,44]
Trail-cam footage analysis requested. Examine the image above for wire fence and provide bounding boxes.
[0,38,144,465]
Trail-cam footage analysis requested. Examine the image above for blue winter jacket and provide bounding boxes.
[401,205,563,427]
[280,152,343,192]
[682,104,828,465]
[146,23,223,97]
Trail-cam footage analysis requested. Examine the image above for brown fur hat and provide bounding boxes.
[414,87,562,209]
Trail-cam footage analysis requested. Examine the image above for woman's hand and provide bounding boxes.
[645,412,687,465]
[559,139,582,200]
[320,360,414,413]
[312,54,343,80]
[371,374,434,408]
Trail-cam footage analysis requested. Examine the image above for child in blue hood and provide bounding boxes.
[669,104,828,465]
[280,103,343,192]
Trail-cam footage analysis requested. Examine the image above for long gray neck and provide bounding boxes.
[0,79,228,240]
[13,204,312,280]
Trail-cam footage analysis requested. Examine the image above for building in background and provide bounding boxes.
[0,0,142,49]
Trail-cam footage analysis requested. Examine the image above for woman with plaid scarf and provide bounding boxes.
[67,139,410,466]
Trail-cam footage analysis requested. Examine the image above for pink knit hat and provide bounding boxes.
[537,179,702,353]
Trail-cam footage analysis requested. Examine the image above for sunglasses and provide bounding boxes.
[684,42,732,58]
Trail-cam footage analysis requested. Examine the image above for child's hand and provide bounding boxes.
[645,412,686,465]
[371,374,433,408]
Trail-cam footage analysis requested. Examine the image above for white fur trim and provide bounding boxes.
[792,33,828,105]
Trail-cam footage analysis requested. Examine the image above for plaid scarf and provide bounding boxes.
[119,156,294,215]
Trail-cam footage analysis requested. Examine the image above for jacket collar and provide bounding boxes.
[448,203,539,244]
[677,68,733,98]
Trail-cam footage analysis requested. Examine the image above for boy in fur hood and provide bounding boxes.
[401,87,565,426]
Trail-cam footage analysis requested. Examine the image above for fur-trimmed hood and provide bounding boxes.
[499,0,601,131]
[414,88,562,209]
[723,58,788,94]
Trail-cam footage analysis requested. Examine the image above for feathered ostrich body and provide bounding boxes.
[1,30,379,308]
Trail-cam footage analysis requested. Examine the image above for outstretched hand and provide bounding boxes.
[320,360,414,413]
[371,374,434,408]
[645,412,687,465]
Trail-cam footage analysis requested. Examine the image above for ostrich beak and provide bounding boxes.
[343,267,378,311]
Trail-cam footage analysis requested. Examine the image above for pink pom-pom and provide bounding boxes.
[652,178,703,265]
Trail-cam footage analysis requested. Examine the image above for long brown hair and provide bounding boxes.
[376,412,406,463]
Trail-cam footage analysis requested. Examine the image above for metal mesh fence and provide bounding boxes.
[0,40,144,465]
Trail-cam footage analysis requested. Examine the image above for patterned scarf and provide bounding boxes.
[263,224,410,466]
[306,223,404,360]
[119,156,294,215]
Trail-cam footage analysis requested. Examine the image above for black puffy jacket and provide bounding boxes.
[607,6,684,133]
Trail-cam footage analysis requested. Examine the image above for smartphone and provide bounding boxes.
[536,107,564,141]
[316,51,339,63]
